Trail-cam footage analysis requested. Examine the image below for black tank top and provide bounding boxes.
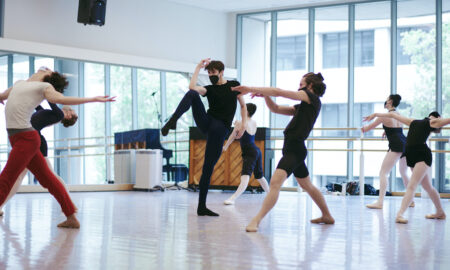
[284,90,321,140]
[240,130,255,146]
[405,118,433,147]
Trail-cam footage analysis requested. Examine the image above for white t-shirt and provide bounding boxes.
[5,80,50,129]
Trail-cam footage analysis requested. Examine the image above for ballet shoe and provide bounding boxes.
[425,213,446,220]
[161,117,177,136]
[224,199,235,205]
[366,203,383,209]
[409,201,415,208]
[197,207,219,216]
[310,216,335,225]
[395,216,408,224]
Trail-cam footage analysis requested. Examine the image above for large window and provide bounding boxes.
[137,69,161,129]
[110,66,132,133]
[84,63,106,184]
[323,30,374,68]
[443,0,450,192]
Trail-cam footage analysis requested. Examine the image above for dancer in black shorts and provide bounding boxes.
[222,103,270,205]
[361,94,412,209]
[364,111,450,224]
[233,72,335,232]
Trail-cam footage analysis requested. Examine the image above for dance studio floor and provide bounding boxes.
[1,190,449,270]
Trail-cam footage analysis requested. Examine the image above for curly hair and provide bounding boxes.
[43,72,69,93]
[61,114,78,127]
[205,60,225,73]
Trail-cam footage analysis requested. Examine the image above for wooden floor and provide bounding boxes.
[1,190,449,270]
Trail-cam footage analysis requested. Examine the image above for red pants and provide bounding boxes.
[0,130,75,216]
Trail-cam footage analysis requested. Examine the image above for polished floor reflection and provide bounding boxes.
[0,191,449,270]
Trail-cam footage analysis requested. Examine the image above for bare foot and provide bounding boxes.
[224,199,235,205]
[395,215,408,224]
[366,202,383,209]
[311,216,335,224]
[57,214,80,229]
[409,201,415,208]
[425,213,446,220]
[246,218,259,232]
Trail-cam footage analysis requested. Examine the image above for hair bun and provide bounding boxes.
[316,72,324,81]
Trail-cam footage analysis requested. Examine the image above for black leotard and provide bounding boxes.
[403,118,433,167]
[382,125,406,153]
[240,131,263,178]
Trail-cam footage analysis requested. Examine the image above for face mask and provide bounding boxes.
[298,86,307,91]
[384,101,387,107]
[209,75,219,85]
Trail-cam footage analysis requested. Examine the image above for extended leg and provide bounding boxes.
[224,175,250,205]
[0,169,27,216]
[420,172,446,220]
[367,152,401,209]
[297,176,334,224]
[398,157,415,207]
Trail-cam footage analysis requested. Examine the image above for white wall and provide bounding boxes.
[3,0,237,70]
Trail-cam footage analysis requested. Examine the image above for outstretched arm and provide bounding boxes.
[223,122,241,151]
[361,117,383,133]
[44,86,115,105]
[232,86,310,103]
[364,112,414,126]
[263,96,295,116]
[430,118,450,128]
[189,59,209,96]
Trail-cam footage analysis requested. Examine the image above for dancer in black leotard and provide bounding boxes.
[222,103,270,205]
[364,111,450,224]
[361,94,412,209]
[233,72,335,232]
[0,103,78,215]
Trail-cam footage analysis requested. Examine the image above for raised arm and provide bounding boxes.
[430,118,450,128]
[189,59,209,96]
[223,121,241,151]
[236,95,247,138]
[44,86,115,105]
[263,96,295,116]
[364,112,414,126]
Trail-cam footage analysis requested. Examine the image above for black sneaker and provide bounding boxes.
[161,117,177,136]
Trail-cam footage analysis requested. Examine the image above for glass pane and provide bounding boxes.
[84,63,106,184]
[110,66,132,133]
[443,0,450,191]
[13,54,29,81]
[34,57,54,72]
[397,0,436,119]
[137,69,161,129]
[241,13,271,128]
[313,6,349,185]
[165,72,190,167]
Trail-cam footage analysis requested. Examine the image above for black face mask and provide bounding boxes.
[209,75,219,85]
[384,101,387,107]
[298,86,307,91]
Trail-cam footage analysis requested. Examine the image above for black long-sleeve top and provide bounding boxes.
[30,102,64,132]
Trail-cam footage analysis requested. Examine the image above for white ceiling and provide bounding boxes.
[166,0,367,13]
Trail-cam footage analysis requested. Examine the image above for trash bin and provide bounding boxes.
[135,149,163,189]
[113,149,136,184]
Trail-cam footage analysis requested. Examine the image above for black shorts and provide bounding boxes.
[39,133,48,157]
[241,144,263,179]
[276,138,309,178]
[404,144,432,168]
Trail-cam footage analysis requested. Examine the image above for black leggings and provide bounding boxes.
[172,90,229,207]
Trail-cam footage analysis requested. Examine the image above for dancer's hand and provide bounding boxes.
[232,86,252,95]
[93,96,116,103]
[198,58,211,69]
[250,93,264,99]
[363,113,376,122]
